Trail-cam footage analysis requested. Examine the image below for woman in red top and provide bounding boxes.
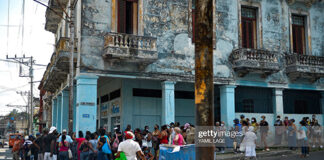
[160,125,169,144]
[74,131,86,160]
[59,135,69,160]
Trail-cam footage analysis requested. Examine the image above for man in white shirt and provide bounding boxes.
[57,129,73,143]
[116,131,145,160]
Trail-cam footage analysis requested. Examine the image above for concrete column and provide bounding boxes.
[320,92,324,126]
[273,88,284,122]
[61,90,69,132]
[161,81,176,125]
[73,85,77,132]
[220,85,236,126]
[57,94,62,132]
[76,75,98,136]
[52,99,57,127]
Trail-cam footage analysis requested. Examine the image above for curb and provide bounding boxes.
[216,150,293,160]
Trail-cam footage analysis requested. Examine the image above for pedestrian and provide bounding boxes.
[312,120,323,148]
[160,125,168,145]
[38,128,48,160]
[142,146,154,160]
[215,122,225,153]
[287,119,297,150]
[134,128,143,147]
[74,131,86,160]
[151,124,160,160]
[186,123,195,144]
[58,129,73,144]
[240,114,246,124]
[142,128,152,150]
[58,135,69,160]
[116,131,145,160]
[97,128,112,160]
[259,115,269,151]
[89,133,98,160]
[297,120,309,158]
[30,135,40,160]
[23,135,33,160]
[12,136,21,160]
[241,126,257,159]
[274,115,285,146]
[233,118,242,153]
[79,135,93,160]
[173,127,185,145]
[250,117,259,134]
[283,116,289,144]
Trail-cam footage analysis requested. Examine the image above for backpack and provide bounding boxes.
[112,136,119,149]
[98,136,112,154]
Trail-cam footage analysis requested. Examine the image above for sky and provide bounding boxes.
[0,0,54,115]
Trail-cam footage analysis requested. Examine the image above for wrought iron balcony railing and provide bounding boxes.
[230,48,280,77]
[103,32,158,64]
[285,53,324,82]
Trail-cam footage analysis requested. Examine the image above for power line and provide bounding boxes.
[0,59,47,67]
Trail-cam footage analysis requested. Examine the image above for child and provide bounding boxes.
[142,147,154,160]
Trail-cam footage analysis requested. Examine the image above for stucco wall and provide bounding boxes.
[78,0,324,88]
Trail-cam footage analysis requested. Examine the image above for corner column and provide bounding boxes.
[73,85,77,132]
[273,88,284,122]
[57,94,62,132]
[162,81,176,125]
[76,75,98,136]
[220,85,236,126]
[52,98,57,127]
[61,90,69,132]
[320,92,324,126]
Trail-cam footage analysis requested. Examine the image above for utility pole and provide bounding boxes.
[30,57,34,135]
[7,55,34,135]
[16,91,30,134]
[68,1,75,133]
[194,0,214,159]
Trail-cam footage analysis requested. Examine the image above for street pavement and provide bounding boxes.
[0,145,12,160]
[261,151,324,160]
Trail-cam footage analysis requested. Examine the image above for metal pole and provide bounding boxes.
[27,92,30,135]
[68,2,75,133]
[194,0,214,159]
[30,57,34,135]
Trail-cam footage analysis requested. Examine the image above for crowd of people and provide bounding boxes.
[11,122,196,160]
[10,114,322,160]
[215,114,323,159]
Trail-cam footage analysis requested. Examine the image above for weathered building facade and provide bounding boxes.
[39,0,324,138]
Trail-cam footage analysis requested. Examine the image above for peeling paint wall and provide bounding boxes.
[78,0,324,88]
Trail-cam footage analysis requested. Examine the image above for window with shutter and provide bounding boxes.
[292,15,305,54]
[241,7,257,49]
[118,0,138,34]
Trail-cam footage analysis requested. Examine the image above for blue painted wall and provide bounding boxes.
[121,79,196,130]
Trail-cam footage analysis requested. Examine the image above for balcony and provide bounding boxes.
[230,48,280,77]
[103,33,158,65]
[285,53,324,82]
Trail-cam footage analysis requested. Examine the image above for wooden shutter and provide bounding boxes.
[118,0,126,33]
[292,15,305,54]
[241,7,257,49]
